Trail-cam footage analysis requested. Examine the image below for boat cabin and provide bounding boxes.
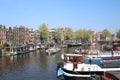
[63,54,85,63]
[63,54,87,69]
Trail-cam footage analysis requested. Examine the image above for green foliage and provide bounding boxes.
[75,29,94,39]
[75,29,83,39]
[1,42,9,49]
[64,26,74,40]
[39,23,49,40]
[102,29,111,38]
[54,28,63,40]
[116,29,120,39]
[37,23,113,43]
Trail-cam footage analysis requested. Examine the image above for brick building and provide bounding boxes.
[0,25,7,46]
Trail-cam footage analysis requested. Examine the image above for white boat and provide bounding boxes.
[46,47,60,55]
[73,48,81,54]
[36,45,40,49]
[57,54,120,79]
[10,48,18,55]
[29,46,36,52]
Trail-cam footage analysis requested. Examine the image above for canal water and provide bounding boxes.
[1,47,119,80]
[0,48,75,80]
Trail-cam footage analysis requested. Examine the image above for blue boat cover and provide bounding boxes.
[84,58,102,64]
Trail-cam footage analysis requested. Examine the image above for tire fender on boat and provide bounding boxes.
[81,67,84,71]
[88,68,91,71]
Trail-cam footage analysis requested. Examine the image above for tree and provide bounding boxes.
[1,42,9,49]
[75,29,94,43]
[64,26,74,40]
[116,29,120,39]
[75,29,83,39]
[39,23,49,43]
[102,29,111,40]
[54,28,63,43]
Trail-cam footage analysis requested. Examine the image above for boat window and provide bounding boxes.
[64,56,71,63]
[64,56,73,63]
[64,55,82,63]
[77,58,81,62]
[69,56,73,62]
[73,57,81,63]
[73,57,77,62]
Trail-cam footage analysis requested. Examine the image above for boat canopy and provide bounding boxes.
[63,54,86,63]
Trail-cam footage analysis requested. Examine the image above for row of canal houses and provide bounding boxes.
[0,24,118,55]
[1,25,117,46]
[0,24,58,47]
[0,25,41,55]
[0,25,40,46]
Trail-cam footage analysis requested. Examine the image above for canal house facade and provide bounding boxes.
[0,25,40,55]
[0,25,7,46]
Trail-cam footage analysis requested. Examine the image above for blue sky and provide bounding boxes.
[0,0,120,33]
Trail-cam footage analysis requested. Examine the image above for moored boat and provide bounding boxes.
[29,45,36,52]
[67,42,82,47]
[46,47,60,55]
[57,53,120,80]
[87,51,120,60]
[73,48,82,54]
[113,40,120,51]
[10,47,18,55]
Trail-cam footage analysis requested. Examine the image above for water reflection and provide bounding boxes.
[0,48,68,80]
[0,47,92,80]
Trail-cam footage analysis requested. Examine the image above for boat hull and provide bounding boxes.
[57,68,103,80]
[62,76,94,80]
[57,53,120,80]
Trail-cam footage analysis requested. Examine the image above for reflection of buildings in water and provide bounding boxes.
[0,56,11,74]
[0,54,30,73]
[9,54,30,71]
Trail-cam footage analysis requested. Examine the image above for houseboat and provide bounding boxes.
[5,45,29,56]
[57,53,120,80]
[10,47,18,55]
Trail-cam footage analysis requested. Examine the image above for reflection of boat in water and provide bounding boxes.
[46,47,60,55]
[57,54,120,80]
